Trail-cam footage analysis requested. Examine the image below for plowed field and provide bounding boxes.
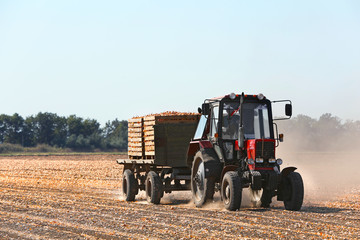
[0,155,359,239]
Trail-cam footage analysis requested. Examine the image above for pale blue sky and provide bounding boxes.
[1,1,359,125]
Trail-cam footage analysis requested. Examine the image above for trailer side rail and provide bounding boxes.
[116,159,155,165]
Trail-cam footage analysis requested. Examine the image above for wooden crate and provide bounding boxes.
[128,117,144,159]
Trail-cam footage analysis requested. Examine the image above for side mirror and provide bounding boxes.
[198,107,202,114]
[285,104,292,117]
[201,103,210,115]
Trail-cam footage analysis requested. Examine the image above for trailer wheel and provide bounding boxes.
[221,171,242,211]
[122,169,138,201]
[191,152,215,207]
[145,171,163,204]
[283,172,304,211]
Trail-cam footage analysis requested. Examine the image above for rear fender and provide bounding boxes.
[201,148,222,180]
[187,140,213,166]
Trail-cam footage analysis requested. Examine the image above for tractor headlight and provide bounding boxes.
[276,158,283,165]
[247,158,255,165]
[255,158,264,163]
[268,158,276,163]
[229,92,236,100]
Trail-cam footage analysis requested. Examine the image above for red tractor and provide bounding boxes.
[188,93,303,210]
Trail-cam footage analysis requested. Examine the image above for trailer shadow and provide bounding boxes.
[162,199,192,205]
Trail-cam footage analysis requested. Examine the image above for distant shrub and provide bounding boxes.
[0,143,70,154]
[0,143,24,153]
[29,144,67,153]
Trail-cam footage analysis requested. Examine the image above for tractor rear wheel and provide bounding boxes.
[191,152,215,207]
[145,171,163,204]
[122,169,138,201]
[221,171,242,211]
[283,172,304,211]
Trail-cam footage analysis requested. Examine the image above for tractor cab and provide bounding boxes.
[194,93,290,165]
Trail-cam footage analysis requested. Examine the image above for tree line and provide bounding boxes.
[1,112,359,153]
[0,112,128,151]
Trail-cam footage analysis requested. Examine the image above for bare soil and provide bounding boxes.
[0,154,359,239]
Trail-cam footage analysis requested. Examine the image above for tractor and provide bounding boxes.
[188,92,303,210]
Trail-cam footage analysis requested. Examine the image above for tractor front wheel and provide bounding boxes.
[283,172,304,211]
[221,171,242,211]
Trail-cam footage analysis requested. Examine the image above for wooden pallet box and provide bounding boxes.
[128,117,144,159]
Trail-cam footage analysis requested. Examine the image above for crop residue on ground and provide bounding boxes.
[0,155,359,239]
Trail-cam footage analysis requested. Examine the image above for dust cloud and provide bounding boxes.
[277,139,360,203]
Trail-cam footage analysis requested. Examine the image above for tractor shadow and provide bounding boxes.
[299,205,347,214]
[268,205,346,214]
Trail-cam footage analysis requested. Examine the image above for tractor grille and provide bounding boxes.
[255,141,275,160]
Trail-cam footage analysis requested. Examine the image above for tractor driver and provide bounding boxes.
[222,102,240,139]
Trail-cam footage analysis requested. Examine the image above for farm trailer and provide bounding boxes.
[117,93,304,211]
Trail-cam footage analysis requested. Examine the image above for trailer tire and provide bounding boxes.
[221,171,242,211]
[145,171,163,204]
[283,172,304,211]
[122,169,138,201]
[191,152,215,207]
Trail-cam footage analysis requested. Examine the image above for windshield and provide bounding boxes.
[222,102,271,140]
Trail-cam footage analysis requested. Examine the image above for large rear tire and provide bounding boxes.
[122,169,138,201]
[191,151,215,207]
[221,171,242,211]
[283,172,304,211]
[145,171,163,204]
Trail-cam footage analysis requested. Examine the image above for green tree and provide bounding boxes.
[103,119,128,151]
[67,115,84,136]
[32,112,60,146]
[0,114,25,145]
[65,115,102,150]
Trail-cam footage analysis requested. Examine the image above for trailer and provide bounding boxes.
[118,113,200,204]
[118,94,304,211]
